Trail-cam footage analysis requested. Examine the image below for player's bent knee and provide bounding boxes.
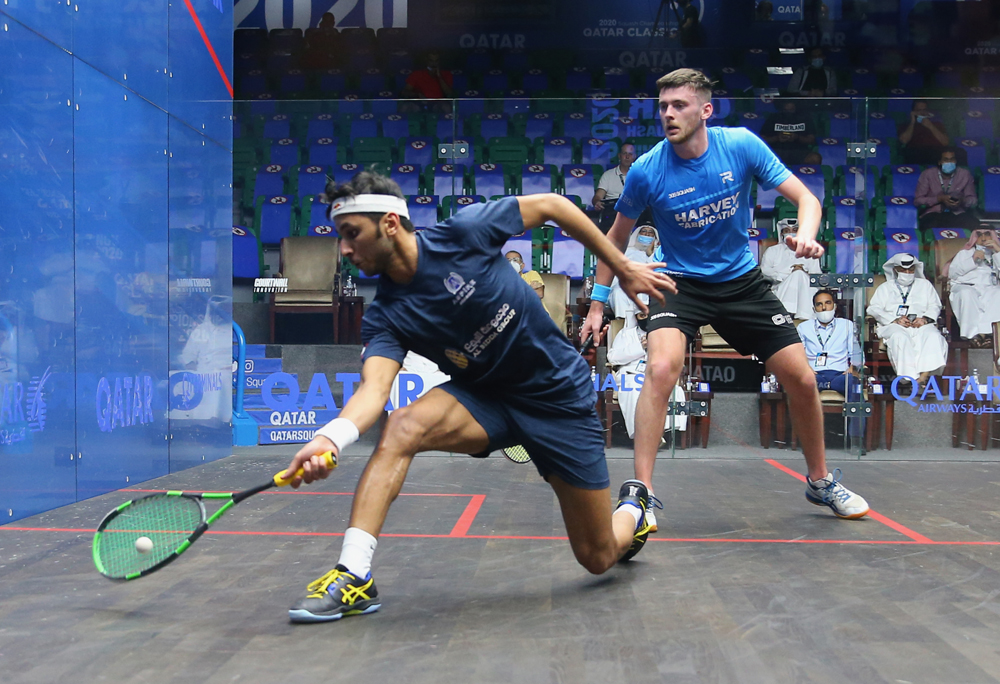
[574,546,617,575]
[383,406,429,454]
[645,356,683,386]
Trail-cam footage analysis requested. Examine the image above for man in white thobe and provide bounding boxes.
[944,227,1000,347]
[608,224,659,319]
[760,218,822,320]
[866,253,948,386]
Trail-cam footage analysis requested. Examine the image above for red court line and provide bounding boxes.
[764,458,934,543]
[180,0,234,98]
[449,495,486,537]
[4,526,999,545]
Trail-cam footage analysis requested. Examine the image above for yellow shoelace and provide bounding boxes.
[305,568,352,599]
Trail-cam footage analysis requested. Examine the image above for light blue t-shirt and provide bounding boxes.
[615,126,791,283]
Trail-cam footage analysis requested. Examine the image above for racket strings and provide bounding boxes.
[96,495,203,578]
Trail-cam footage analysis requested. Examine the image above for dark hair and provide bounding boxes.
[655,68,716,102]
[940,146,957,158]
[812,289,836,306]
[325,171,416,232]
[911,99,928,111]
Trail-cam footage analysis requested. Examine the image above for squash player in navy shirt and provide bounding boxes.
[582,69,870,524]
[280,172,676,623]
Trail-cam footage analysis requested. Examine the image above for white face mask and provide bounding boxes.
[816,309,836,324]
[510,260,523,273]
[896,272,915,286]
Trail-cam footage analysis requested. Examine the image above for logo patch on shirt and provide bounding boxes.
[444,272,465,294]
[719,171,734,183]
[772,313,794,326]
[668,186,695,199]
[445,349,469,369]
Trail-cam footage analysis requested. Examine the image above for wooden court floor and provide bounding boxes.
[2,452,1000,684]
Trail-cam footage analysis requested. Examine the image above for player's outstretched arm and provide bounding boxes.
[775,176,825,259]
[282,355,401,487]
[517,194,676,341]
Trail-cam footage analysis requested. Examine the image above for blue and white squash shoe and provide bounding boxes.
[806,469,869,519]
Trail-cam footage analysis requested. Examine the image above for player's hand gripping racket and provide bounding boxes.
[92,452,337,581]
[502,334,597,464]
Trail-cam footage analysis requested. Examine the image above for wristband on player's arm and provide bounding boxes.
[590,283,611,303]
[315,417,360,454]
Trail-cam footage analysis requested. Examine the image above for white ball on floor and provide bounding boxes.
[135,536,153,554]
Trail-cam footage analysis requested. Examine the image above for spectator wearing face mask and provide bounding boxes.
[506,250,544,299]
[898,100,950,166]
[943,226,1000,347]
[796,290,863,401]
[914,147,979,231]
[866,253,947,388]
[608,225,659,319]
[787,48,838,97]
[760,218,823,320]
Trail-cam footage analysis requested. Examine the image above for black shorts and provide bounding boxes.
[646,267,802,362]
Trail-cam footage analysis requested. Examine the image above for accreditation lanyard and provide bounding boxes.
[813,319,835,367]
[937,170,954,196]
[894,281,912,318]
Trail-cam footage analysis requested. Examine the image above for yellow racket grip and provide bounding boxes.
[273,451,337,487]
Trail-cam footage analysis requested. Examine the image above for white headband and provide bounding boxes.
[327,194,410,221]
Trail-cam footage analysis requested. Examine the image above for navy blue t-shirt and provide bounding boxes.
[361,197,594,413]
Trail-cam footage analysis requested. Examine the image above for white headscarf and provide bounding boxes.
[625,224,660,261]
[882,253,926,282]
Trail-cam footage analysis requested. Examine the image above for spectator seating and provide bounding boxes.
[520,164,555,194]
[233,226,263,279]
[470,163,507,196]
[255,195,295,245]
[407,195,440,229]
[561,165,600,207]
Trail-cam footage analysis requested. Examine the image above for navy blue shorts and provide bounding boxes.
[438,382,610,490]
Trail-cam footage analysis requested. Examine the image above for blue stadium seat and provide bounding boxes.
[883,227,919,259]
[358,68,387,94]
[337,95,365,116]
[257,195,294,245]
[369,92,398,116]
[736,112,765,134]
[828,113,856,139]
[522,69,550,92]
[744,48,769,69]
[450,69,470,92]
[307,138,340,166]
[331,163,363,185]
[850,68,878,92]
[320,69,347,93]
[479,113,510,140]
[603,67,630,91]
[580,138,613,166]
[296,165,329,197]
[524,113,555,140]
[562,113,591,139]
[561,165,598,207]
[390,163,423,195]
[303,197,335,236]
[502,50,529,71]
[839,165,879,202]
[253,164,286,202]
[481,69,509,92]
[551,227,585,278]
[886,89,913,115]
[434,115,460,140]
[431,164,466,197]
[755,182,781,212]
[883,196,918,230]
[401,137,436,166]
[279,70,307,95]
[979,69,1000,91]
[884,165,922,199]
[933,65,962,90]
[818,138,847,168]
[867,113,897,140]
[232,226,261,278]
[249,99,277,117]
[862,139,892,167]
[520,164,554,194]
[381,113,410,139]
[540,138,574,167]
[897,67,924,91]
[471,163,506,197]
[262,114,292,140]
[268,138,300,167]
[307,114,337,141]
[983,168,1000,214]
[565,67,593,91]
[443,195,486,217]
[407,195,440,229]
[719,67,753,93]
[789,165,828,205]
[962,110,995,139]
[829,197,865,232]
[348,114,379,139]
[457,90,487,116]
[958,139,988,169]
[500,90,530,116]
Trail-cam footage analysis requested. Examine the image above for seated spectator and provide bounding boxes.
[402,51,454,101]
[898,100,949,166]
[866,253,947,388]
[761,100,819,165]
[755,1,774,20]
[802,150,823,166]
[608,225,659,318]
[943,225,1000,347]
[318,12,336,31]
[797,290,863,401]
[914,147,979,231]
[788,48,838,97]
[592,144,637,232]
[606,312,687,441]
[760,218,822,320]
[506,250,544,299]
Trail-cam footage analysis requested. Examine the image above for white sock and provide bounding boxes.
[338,527,377,578]
[615,503,643,527]
[809,473,832,486]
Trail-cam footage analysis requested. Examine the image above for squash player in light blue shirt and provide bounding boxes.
[583,68,870,522]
